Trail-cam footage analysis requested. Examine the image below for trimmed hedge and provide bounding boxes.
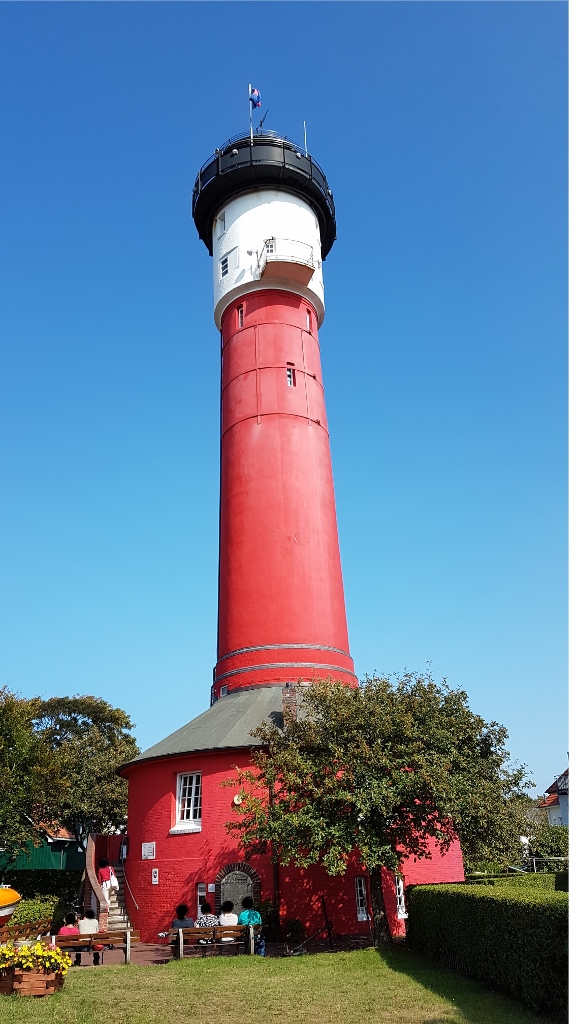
[407,883,568,1019]
[465,872,557,889]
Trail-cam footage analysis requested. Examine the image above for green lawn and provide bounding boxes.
[0,947,554,1024]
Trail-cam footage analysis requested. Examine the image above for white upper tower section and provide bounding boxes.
[192,130,337,328]
[212,189,325,328]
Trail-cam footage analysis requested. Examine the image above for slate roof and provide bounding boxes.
[123,686,284,768]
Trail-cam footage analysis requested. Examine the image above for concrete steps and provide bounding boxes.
[107,864,131,930]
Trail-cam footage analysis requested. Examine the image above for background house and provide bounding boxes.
[539,769,569,826]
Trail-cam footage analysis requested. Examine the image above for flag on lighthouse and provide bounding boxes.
[249,87,261,108]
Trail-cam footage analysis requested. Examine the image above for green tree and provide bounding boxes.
[0,687,65,859]
[225,673,531,944]
[529,824,569,862]
[33,696,139,843]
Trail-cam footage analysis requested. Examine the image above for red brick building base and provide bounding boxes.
[121,746,465,943]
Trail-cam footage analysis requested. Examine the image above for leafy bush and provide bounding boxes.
[10,896,59,925]
[407,883,568,1019]
[530,824,569,859]
[555,870,568,892]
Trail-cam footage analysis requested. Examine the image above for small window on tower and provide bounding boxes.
[237,306,244,329]
[172,772,202,833]
[220,255,229,279]
[265,239,275,255]
[220,685,228,697]
[216,213,226,239]
[306,310,311,331]
[355,877,368,921]
[287,367,296,387]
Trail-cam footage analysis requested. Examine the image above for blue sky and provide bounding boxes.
[0,2,566,795]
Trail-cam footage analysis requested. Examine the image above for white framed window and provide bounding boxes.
[220,247,238,281]
[287,366,296,387]
[237,306,244,329]
[395,875,408,919]
[197,882,207,918]
[355,876,368,921]
[170,772,202,834]
[220,685,228,697]
[216,213,226,238]
[306,309,311,331]
[265,238,275,255]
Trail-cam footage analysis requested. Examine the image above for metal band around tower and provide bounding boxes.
[214,662,357,683]
[217,642,352,662]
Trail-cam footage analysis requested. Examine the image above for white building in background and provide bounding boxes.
[539,769,569,826]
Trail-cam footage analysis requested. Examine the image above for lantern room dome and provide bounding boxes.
[192,131,336,259]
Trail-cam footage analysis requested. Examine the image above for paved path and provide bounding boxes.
[70,936,372,969]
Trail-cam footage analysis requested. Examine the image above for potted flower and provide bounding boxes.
[0,942,72,997]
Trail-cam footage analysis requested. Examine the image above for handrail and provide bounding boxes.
[122,866,140,912]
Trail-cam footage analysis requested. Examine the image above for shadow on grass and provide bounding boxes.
[375,943,553,1024]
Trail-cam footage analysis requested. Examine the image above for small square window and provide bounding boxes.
[265,239,275,255]
[220,685,228,697]
[287,367,296,387]
[237,307,244,329]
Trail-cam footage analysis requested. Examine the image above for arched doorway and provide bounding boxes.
[215,862,261,914]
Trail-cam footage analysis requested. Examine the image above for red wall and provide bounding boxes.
[215,292,356,697]
[124,750,464,942]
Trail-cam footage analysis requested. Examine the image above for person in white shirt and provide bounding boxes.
[218,900,238,942]
[78,909,102,965]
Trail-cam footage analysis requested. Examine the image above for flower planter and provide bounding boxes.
[0,968,65,997]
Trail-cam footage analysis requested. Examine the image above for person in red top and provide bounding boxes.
[58,913,81,966]
[97,858,116,908]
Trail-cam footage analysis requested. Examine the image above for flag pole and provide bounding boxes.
[249,83,253,146]
[303,120,307,157]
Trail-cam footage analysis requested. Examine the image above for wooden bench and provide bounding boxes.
[169,925,256,958]
[50,929,140,964]
[0,918,52,943]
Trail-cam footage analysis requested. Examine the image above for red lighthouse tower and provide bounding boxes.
[192,133,356,700]
[119,131,463,943]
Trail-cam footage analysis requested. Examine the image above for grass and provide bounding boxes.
[0,947,555,1024]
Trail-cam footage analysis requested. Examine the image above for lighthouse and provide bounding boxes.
[118,129,464,943]
[192,132,356,700]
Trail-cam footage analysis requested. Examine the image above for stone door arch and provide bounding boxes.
[215,862,261,914]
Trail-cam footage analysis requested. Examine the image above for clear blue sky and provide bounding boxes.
[0,2,566,795]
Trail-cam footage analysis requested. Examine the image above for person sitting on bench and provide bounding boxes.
[78,908,103,965]
[58,913,81,967]
[172,904,195,929]
[238,897,265,956]
[218,900,238,942]
[195,901,219,928]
